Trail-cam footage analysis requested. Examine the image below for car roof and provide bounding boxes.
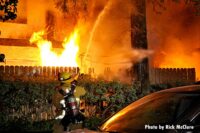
[155,84,200,94]
[121,85,200,117]
[132,85,200,107]
[133,85,200,109]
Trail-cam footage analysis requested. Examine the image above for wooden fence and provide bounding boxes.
[150,68,196,85]
[0,65,196,84]
[7,100,86,122]
[9,104,56,121]
[0,65,79,81]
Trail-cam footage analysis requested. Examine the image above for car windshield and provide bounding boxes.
[100,92,200,133]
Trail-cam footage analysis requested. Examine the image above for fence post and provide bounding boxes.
[158,68,163,84]
[4,65,10,79]
[188,68,196,83]
[165,68,170,83]
[60,66,64,73]
[0,65,4,80]
[38,66,43,76]
[48,66,53,80]
[162,68,168,84]
[43,66,48,78]
[168,68,174,83]
[68,67,72,73]
[56,66,60,76]
[149,68,154,85]
[154,68,158,84]
[181,68,187,83]
[64,67,69,73]
[15,66,20,77]
[24,66,29,80]
[52,66,57,80]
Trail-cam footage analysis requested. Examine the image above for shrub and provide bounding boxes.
[0,75,138,131]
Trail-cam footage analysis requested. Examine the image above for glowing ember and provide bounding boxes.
[30,30,79,67]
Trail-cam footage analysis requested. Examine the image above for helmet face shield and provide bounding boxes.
[58,72,73,82]
[58,76,72,81]
[59,77,64,81]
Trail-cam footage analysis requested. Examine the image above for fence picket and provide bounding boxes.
[150,68,196,85]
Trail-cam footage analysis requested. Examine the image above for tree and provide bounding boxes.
[150,0,200,15]
[131,0,150,94]
[0,0,18,22]
[54,0,88,21]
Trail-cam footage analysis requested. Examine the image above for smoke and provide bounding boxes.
[79,0,152,82]
[147,1,200,80]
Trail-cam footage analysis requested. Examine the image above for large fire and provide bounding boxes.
[30,30,80,67]
[152,39,200,80]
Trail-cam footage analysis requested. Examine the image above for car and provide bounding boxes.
[98,85,200,133]
[70,85,200,133]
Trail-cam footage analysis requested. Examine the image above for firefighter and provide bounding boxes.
[52,72,86,132]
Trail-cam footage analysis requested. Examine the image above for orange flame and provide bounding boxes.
[154,39,200,80]
[30,30,79,67]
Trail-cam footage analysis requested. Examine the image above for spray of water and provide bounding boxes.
[83,0,113,68]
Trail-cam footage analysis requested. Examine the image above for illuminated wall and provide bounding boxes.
[0,0,58,66]
[0,0,49,39]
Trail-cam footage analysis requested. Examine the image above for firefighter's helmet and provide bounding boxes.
[58,72,74,83]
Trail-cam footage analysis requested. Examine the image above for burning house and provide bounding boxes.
[0,0,199,86]
[0,0,83,66]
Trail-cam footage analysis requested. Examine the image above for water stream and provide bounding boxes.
[83,0,113,67]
